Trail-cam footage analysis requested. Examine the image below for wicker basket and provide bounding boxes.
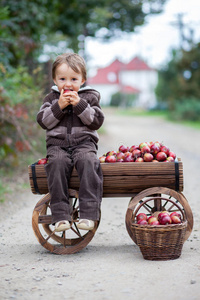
[131,197,187,260]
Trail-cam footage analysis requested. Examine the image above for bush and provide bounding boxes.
[170,98,200,121]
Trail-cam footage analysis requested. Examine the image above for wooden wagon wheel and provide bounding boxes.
[32,193,100,254]
[125,187,193,243]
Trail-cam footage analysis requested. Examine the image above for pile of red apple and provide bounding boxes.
[99,141,176,163]
[136,211,182,225]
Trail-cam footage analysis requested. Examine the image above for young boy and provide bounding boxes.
[37,53,104,232]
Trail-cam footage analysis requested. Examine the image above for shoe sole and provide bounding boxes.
[55,224,70,232]
[76,224,94,231]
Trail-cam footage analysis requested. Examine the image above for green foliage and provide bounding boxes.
[170,98,200,122]
[156,44,200,120]
[0,0,167,170]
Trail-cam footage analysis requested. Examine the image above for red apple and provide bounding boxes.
[105,155,116,163]
[156,152,167,161]
[124,154,134,162]
[166,156,175,162]
[119,145,129,153]
[116,152,125,161]
[168,151,176,159]
[143,153,154,162]
[132,149,141,159]
[171,215,181,224]
[116,158,124,162]
[141,145,151,154]
[63,89,71,93]
[99,156,106,163]
[160,145,170,156]
[139,142,148,150]
[137,219,148,225]
[135,157,144,162]
[129,145,139,152]
[159,215,172,225]
[170,212,181,219]
[150,142,161,155]
[136,213,147,222]
[38,158,48,165]
[152,159,159,163]
[106,150,117,156]
[148,216,158,225]
[158,212,170,222]
[150,220,160,225]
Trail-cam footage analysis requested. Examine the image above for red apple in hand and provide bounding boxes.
[38,158,48,165]
[63,89,71,93]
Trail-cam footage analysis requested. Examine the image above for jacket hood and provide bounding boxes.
[51,85,96,93]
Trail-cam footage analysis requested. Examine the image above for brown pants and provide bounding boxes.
[45,141,103,224]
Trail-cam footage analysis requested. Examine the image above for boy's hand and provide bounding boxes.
[58,89,71,110]
[58,89,80,110]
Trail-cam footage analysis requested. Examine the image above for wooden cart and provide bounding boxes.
[28,158,193,255]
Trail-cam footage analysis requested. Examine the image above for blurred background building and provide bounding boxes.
[88,57,158,108]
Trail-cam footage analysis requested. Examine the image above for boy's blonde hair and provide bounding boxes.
[52,53,87,81]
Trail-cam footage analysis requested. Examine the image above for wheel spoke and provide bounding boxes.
[70,224,83,238]
[41,229,56,246]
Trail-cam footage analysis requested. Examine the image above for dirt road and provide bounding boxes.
[1,108,200,300]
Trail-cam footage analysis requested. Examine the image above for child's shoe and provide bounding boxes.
[55,220,70,232]
[77,219,95,230]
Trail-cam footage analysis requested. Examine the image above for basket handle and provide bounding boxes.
[132,196,186,221]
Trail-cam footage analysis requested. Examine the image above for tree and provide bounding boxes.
[156,44,200,121]
[0,0,168,165]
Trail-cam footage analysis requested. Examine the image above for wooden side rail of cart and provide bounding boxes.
[28,158,193,255]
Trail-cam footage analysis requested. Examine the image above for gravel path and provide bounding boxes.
[0,108,200,300]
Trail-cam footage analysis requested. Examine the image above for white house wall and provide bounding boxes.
[89,84,119,106]
[120,70,158,108]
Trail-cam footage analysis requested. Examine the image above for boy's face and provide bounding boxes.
[53,63,85,93]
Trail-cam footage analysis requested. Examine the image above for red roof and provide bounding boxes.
[125,57,152,71]
[120,85,140,94]
[88,57,152,85]
[88,59,125,85]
